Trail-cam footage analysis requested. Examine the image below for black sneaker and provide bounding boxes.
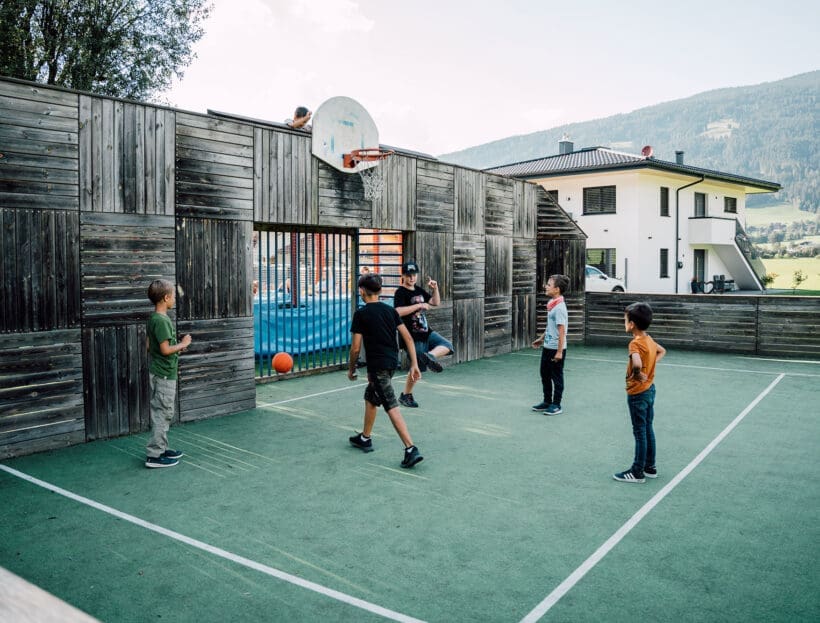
[349,433,373,453]
[613,469,645,483]
[145,456,179,469]
[401,446,423,468]
[399,392,419,408]
[424,353,443,373]
[544,404,563,415]
[644,466,658,479]
[531,401,550,411]
[162,449,184,459]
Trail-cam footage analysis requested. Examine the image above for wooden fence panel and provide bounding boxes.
[757,297,820,357]
[416,160,454,232]
[536,187,585,240]
[453,233,485,299]
[512,293,537,350]
[0,330,84,459]
[372,155,416,231]
[485,175,514,237]
[413,231,453,302]
[177,317,256,422]
[513,237,537,296]
[175,112,253,221]
[455,168,485,235]
[82,324,150,440]
[176,218,253,320]
[253,128,315,225]
[79,97,175,214]
[0,81,79,211]
[1,208,80,332]
[80,212,175,327]
[453,298,484,363]
[484,295,512,357]
[584,293,758,352]
[485,234,512,297]
[514,181,537,239]
[316,161,371,228]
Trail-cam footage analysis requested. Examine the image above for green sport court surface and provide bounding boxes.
[1,345,818,622]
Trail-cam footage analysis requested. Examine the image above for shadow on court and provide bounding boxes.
[1,345,818,623]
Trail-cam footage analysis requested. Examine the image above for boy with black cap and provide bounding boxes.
[393,259,454,408]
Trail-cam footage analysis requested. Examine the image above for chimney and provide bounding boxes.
[675,150,684,165]
[559,140,574,155]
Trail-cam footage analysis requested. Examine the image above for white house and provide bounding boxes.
[487,142,781,293]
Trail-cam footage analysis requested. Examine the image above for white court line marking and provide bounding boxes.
[519,373,785,623]
[256,374,411,409]
[739,356,820,365]
[0,464,426,623]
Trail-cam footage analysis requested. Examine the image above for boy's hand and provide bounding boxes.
[427,277,437,290]
[409,365,421,382]
[180,334,192,349]
[531,337,543,349]
[347,369,358,381]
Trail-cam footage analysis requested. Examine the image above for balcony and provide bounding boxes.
[688,216,736,245]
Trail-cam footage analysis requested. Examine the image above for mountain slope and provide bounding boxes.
[439,71,819,211]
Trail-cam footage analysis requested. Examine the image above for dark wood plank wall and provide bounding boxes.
[253,127,314,224]
[82,324,150,440]
[372,155,416,231]
[0,80,85,458]
[79,97,175,215]
[80,212,176,326]
[316,161,372,228]
[586,293,820,356]
[177,317,256,421]
[0,330,85,459]
[1,77,587,458]
[416,160,454,232]
[1,208,81,332]
[535,189,587,344]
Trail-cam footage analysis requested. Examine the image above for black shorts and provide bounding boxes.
[364,369,399,412]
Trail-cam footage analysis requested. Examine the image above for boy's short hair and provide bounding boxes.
[549,274,570,295]
[358,273,382,294]
[148,279,174,304]
[625,302,653,330]
[294,106,309,118]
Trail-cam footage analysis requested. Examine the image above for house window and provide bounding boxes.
[660,248,670,278]
[583,186,616,215]
[660,187,669,217]
[587,248,617,277]
[724,197,737,213]
[694,192,706,217]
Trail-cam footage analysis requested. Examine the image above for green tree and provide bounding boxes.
[0,0,211,100]
[791,270,807,292]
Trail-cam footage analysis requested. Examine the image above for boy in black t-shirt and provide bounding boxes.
[348,273,424,468]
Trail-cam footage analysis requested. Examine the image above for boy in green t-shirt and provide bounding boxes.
[145,280,192,468]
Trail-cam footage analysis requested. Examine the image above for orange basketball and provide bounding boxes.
[273,352,293,374]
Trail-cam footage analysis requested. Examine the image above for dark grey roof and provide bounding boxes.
[485,147,781,193]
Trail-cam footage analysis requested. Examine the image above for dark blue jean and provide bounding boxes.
[627,384,656,476]
[539,348,566,406]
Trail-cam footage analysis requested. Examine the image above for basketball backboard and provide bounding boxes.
[311,96,380,173]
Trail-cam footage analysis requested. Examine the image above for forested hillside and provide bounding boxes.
[440,71,818,212]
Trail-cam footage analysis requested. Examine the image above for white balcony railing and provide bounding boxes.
[688,216,736,246]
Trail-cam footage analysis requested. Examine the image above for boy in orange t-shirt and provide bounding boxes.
[614,302,667,483]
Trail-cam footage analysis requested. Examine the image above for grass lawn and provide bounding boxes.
[762,257,820,291]
[746,203,819,227]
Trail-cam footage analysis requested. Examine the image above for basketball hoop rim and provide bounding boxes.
[343,148,394,168]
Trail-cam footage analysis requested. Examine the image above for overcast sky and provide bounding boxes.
[163,0,819,156]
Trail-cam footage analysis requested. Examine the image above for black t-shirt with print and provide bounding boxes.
[393,285,431,341]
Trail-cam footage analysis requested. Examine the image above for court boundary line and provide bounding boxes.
[519,373,786,623]
[0,464,426,623]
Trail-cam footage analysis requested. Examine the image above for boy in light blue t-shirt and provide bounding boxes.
[531,274,569,415]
